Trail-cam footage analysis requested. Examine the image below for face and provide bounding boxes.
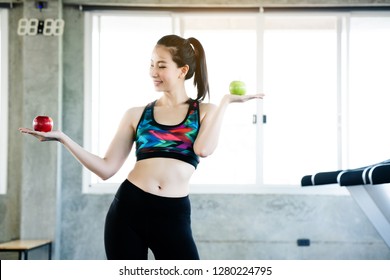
[150,45,188,92]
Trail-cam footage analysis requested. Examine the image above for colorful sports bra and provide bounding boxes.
[135,99,200,168]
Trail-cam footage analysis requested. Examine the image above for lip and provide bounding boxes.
[153,80,163,86]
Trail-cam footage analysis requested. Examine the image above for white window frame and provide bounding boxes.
[83,9,390,195]
[0,9,8,195]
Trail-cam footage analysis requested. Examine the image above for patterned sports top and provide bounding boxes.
[135,99,200,168]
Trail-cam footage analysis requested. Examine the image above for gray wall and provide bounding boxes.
[1,0,390,260]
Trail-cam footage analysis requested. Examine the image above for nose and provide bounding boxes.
[150,67,158,78]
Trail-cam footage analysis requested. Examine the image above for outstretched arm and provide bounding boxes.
[19,108,138,180]
[194,93,264,157]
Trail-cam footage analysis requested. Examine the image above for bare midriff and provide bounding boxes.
[127,158,195,198]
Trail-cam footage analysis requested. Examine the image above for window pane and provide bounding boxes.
[182,15,258,184]
[348,15,390,167]
[263,16,339,185]
[89,13,172,184]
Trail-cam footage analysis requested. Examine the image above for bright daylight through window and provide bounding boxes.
[84,10,390,193]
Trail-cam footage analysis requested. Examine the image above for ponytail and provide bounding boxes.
[187,37,210,102]
[156,35,210,102]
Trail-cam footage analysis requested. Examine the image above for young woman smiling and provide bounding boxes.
[19,34,264,260]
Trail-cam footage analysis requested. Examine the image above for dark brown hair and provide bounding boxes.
[157,35,210,101]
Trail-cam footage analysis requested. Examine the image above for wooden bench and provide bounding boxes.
[0,240,52,260]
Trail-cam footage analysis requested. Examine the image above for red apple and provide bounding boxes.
[33,116,53,132]
[229,80,247,96]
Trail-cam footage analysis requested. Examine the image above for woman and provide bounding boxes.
[19,34,264,260]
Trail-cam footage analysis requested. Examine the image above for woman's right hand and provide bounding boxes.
[18,128,64,142]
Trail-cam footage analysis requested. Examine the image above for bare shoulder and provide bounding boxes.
[120,105,147,130]
[200,101,217,111]
[127,105,146,117]
[199,102,217,120]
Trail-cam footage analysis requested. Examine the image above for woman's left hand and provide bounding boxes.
[223,93,265,104]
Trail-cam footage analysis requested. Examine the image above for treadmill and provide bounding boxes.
[301,159,390,248]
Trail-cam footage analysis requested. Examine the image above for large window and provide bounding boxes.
[0,9,8,194]
[84,9,390,193]
[262,15,339,185]
[347,15,390,167]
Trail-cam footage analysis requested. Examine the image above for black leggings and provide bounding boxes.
[104,179,199,260]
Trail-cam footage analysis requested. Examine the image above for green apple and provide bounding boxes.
[229,80,246,95]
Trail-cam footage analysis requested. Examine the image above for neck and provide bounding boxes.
[158,91,189,107]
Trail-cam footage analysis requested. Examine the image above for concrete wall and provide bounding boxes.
[1,0,390,260]
[0,0,61,259]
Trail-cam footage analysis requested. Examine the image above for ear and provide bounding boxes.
[179,65,189,79]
